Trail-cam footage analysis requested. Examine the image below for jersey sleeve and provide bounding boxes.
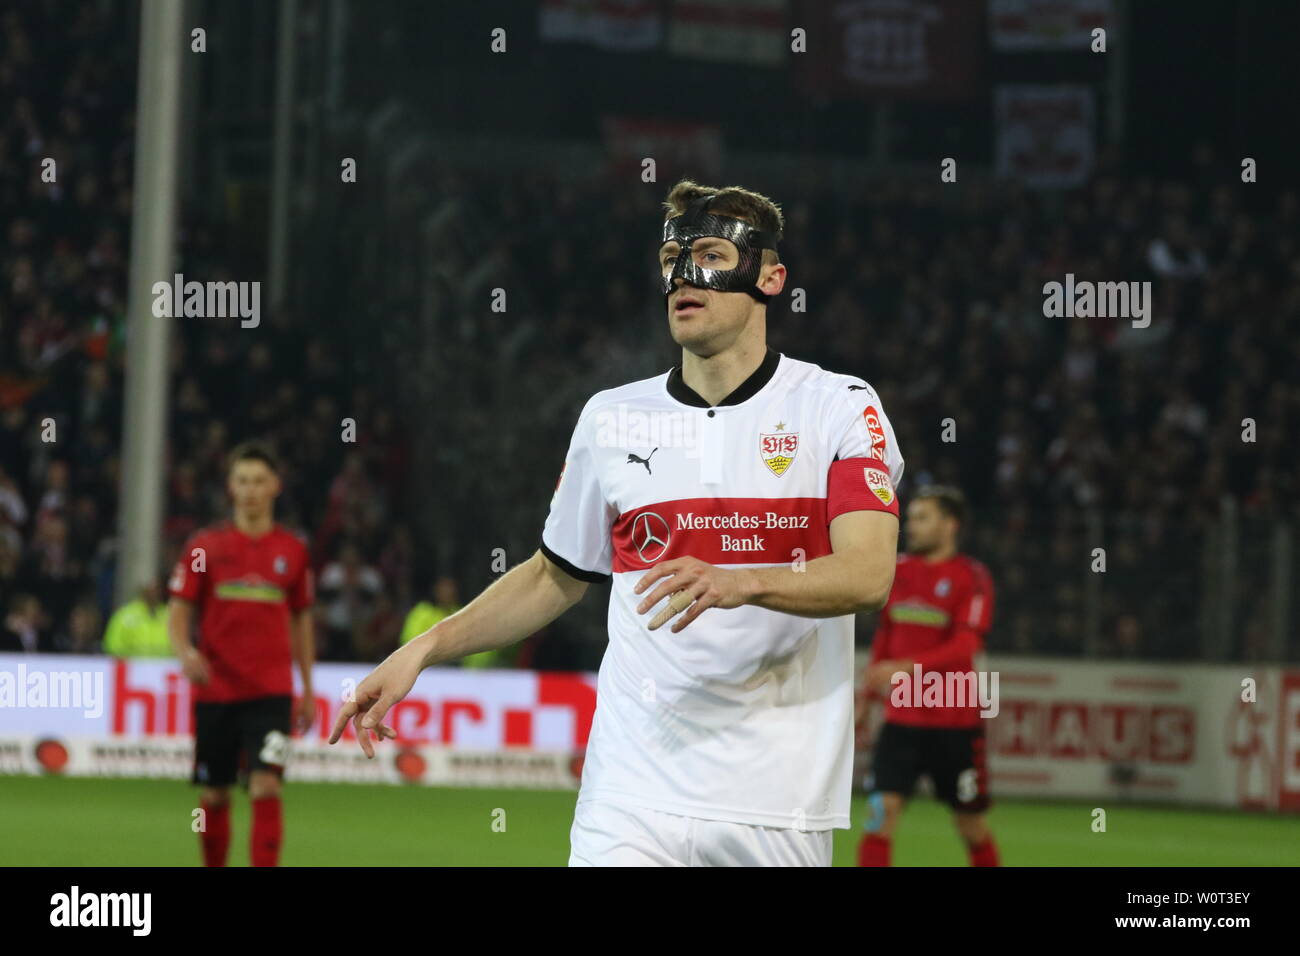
[954,560,995,637]
[289,542,315,611]
[911,561,995,670]
[826,381,905,522]
[168,533,207,603]
[540,404,615,583]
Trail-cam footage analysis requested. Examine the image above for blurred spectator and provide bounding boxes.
[62,598,104,655]
[354,592,401,663]
[1,593,45,653]
[2,2,1297,665]
[0,466,27,531]
[1109,614,1144,659]
[400,576,460,639]
[317,543,383,661]
[1147,216,1208,279]
[102,580,170,658]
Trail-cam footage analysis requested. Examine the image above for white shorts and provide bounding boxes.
[568,799,833,867]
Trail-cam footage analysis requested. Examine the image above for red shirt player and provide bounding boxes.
[856,485,998,867]
[167,441,315,867]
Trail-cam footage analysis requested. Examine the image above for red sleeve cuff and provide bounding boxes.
[827,457,899,522]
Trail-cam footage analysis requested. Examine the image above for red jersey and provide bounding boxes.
[169,522,314,702]
[869,552,994,729]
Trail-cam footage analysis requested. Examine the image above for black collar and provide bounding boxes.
[666,348,781,408]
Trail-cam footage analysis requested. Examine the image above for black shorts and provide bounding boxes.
[192,695,292,787]
[868,722,991,813]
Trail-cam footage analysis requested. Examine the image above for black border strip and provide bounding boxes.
[540,541,611,584]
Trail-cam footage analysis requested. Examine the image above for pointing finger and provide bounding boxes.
[329,700,358,744]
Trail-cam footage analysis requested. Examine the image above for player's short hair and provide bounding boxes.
[662,179,785,264]
[913,485,968,526]
[227,440,281,476]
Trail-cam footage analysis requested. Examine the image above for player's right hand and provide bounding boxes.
[867,661,903,692]
[328,645,422,757]
[180,647,210,685]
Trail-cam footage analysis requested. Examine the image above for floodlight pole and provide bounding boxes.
[116,0,186,606]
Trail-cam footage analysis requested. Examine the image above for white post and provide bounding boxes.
[116,0,187,606]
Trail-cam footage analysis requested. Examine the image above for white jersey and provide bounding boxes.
[541,349,904,830]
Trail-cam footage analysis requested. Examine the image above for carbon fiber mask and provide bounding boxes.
[660,195,778,304]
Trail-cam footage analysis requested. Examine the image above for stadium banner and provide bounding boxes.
[538,0,664,52]
[666,0,788,67]
[995,85,1095,188]
[854,653,1300,813]
[602,116,724,179]
[989,0,1111,51]
[4,652,1297,810]
[0,654,592,790]
[794,0,984,101]
[985,657,1299,813]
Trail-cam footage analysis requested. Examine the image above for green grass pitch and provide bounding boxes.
[3,775,1296,866]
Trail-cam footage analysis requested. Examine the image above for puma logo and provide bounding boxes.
[847,385,868,391]
[627,448,658,475]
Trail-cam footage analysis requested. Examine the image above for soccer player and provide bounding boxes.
[168,441,316,867]
[855,485,999,867]
[330,180,904,866]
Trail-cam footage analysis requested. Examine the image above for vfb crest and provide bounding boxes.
[760,430,799,477]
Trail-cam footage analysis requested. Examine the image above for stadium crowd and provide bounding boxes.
[437,159,1299,663]
[3,3,1297,665]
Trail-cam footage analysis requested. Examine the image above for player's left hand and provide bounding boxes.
[634,556,751,633]
[293,691,315,734]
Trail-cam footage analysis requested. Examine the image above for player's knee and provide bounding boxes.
[248,771,282,800]
[201,787,231,808]
[954,812,988,845]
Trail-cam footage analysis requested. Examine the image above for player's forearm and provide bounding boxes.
[908,630,981,672]
[166,600,195,656]
[741,551,894,618]
[408,550,585,667]
[292,612,316,694]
